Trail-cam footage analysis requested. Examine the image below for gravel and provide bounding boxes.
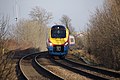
[38,58,91,80]
[21,59,49,80]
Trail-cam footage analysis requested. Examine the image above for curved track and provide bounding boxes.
[51,60,108,80]
[19,51,63,80]
[19,53,35,80]
[19,51,120,80]
[50,58,120,80]
[65,59,120,78]
[34,53,64,80]
[35,52,90,80]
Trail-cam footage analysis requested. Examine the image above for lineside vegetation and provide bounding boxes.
[85,0,120,70]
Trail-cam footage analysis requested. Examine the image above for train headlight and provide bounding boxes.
[47,39,53,46]
[49,43,53,46]
[64,42,68,46]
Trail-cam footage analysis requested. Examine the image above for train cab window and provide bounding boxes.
[51,25,66,38]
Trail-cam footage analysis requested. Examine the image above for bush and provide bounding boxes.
[86,0,120,70]
[0,16,16,79]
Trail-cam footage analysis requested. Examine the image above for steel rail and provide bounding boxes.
[19,53,37,80]
[51,59,110,80]
[34,53,64,80]
[19,51,48,80]
[65,58,120,78]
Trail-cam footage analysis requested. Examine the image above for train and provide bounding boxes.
[46,25,75,59]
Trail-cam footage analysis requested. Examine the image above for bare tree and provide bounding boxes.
[14,6,52,51]
[29,6,52,51]
[0,16,9,51]
[15,20,40,48]
[29,6,52,25]
[85,0,120,70]
[0,15,16,80]
[60,15,75,34]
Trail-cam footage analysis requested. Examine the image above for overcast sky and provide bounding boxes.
[0,0,104,31]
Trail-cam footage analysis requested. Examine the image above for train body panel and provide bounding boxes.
[69,35,75,46]
[48,45,69,56]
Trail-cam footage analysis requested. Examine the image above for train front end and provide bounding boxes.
[47,25,69,58]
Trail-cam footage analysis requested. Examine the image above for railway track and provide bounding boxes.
[19,51,63,80]
[19,51,120,80]
[65,59,120,78]
[35,52,90,80]
[50,58,120,80]
[19,53,35,80]
[34,53,64,80]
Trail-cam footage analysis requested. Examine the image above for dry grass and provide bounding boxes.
[0,52,17,80]
[0,15,17,80]
[46,65,91,80]
[69,50,100,64]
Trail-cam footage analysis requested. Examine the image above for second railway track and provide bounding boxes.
[36,52,90,80]
[65,58,120,78]
[51,58,120,80]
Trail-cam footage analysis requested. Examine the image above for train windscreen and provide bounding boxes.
[51,26,66,38]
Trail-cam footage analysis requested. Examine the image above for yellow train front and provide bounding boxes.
[47,25,69,59]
